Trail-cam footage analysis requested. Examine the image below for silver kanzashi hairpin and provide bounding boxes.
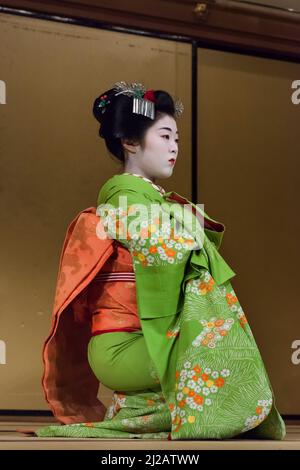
[113,80,155,120]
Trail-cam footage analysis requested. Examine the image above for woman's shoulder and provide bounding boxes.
[97,173,146,206]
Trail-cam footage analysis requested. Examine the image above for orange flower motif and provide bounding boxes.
[149,246,158,253]
[192,375,198,381]
[226,293,238,305]
[215,377,225,387]
[240,315,248,326]
[193,365,201,374]
[188,390,195,397]
[201,339,209,345]
[175,371,180,379]
[201,373,209,381]
[220,330,227,336]
[169,403,175,411]
[178,399,186,408]
[162,243,167,249]
[193,395,204,405]
[165,248,176,257]
[256,406,262,415]
[215,319,225,327]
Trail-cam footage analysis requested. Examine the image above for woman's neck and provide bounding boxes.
[122,168,156,183]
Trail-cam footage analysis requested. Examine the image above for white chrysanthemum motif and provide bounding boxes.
[221,369,230,377]
[187,380,196,389]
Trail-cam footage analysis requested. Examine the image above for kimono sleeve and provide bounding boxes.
[70,286,91,324]
[97,188,196,269]
[96,188,195,319]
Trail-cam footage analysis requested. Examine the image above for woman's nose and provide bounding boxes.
[171,142,178,153]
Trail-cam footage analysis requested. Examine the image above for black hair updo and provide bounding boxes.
[92,88,176,163]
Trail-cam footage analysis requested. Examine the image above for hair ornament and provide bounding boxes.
[97,80,184,120]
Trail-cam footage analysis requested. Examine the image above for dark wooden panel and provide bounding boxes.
[1,0,300,59]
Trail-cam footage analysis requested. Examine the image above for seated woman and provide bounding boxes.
[35,81,286,440]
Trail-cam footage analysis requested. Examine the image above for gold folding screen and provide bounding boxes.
[197,48,300,414]
[0,12,192,410]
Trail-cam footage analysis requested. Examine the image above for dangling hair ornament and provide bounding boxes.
[174,98,184,119]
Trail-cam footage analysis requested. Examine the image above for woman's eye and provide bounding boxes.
[162,135,179,143]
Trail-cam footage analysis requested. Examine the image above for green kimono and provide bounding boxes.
[35,173,286,440]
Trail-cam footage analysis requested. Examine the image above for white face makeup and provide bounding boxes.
[122,114,179,182]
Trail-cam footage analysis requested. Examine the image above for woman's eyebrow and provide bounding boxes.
[158,126,179,134]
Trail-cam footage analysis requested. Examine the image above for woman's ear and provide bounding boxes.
[121,138,139,155]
